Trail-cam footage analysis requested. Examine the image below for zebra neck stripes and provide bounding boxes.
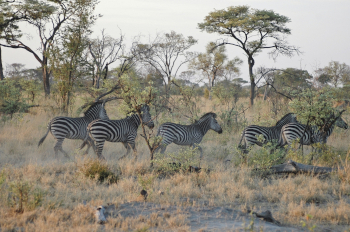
[126,113,141,128]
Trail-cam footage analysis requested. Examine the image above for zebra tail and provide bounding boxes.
[81,120,95,148]
[38,127,50,147]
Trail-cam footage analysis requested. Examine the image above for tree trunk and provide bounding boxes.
[103,64,109,80]
[248,57,255,107]
[0,46,4,80]
[42,56,50,96]
[263,85,269,101]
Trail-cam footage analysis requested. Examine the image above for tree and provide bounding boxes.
[85,29,124,88]
[137,31,197,97]
[289,87,346,145]
[0,0,28,80]
[198,5,300,106]
[189,42,241,99]
[319,61,350,88]
[0,0,99,96]
[270,68,312,97]
[48,0,97,114]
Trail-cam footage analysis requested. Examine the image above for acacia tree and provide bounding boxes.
[137,31,197,97]
[198,5,300,106]
[189,42,242,99]
[0,0,99,96]
[0,0,30,80]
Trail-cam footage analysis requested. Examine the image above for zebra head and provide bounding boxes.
[198,112,223,134]
[335,116,348,129]
[84,102,109,120]
[140,104,154,129]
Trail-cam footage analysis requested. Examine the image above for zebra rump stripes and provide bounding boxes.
[280,116,348,147]
[38,102,109,157]
[155,112,223,158]
[238,113,297,153]
[86,105,154,160]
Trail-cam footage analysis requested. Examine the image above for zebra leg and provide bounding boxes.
[54,139,69,158]
[95,141,106,160]
[119,142,131,160]
[153,143,167,154]
[130,143,138,161]
[160,144,167,154]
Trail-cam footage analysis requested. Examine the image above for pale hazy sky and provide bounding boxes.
[2,0,350,82]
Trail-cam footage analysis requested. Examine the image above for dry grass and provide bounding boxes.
[0,97,350,231]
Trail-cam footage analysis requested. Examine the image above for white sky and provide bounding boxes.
[2,0,350,82]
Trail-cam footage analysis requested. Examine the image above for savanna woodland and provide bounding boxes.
[1,1,350,231]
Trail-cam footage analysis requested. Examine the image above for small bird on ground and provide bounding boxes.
[95,205,107,224]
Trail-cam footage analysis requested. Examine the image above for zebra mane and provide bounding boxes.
[83,102,103,116]
[275,113,295,126]
[198,112,217,120]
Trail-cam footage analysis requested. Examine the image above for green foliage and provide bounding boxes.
[0,79,30,118]
[272,68,312,95]
[318,61,350,88]
[6,179,45,213]
[137,173,157,191]
[248,135,285,169]
[198,6,293,56]
[171,79,201,120]
[19,79,42,103]
[79,158,119,184]
[289,87,342,129]
[189,42,242,92]
[300,216,317,232]
[152,147,200,176]
[117,74,156,114]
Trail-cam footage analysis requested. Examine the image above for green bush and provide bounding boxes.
[79,158,119,184]
[248,135,285,169]
[152,147,200,175]
[6,179,45,213]
[0,79,30,119]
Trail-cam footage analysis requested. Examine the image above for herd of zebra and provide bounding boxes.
[37,102,348,160]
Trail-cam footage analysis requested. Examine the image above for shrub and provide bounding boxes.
[248,135,285,169]
[6,179,45,213]
[152,147,200,176]
[0,79,30,119]
[78,158,119,184]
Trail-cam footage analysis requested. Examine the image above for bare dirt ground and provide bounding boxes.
[99,201,302,232]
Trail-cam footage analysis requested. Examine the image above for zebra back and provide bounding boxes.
[238,113,298,151]
[280,115,348,146]
[38,102,109,147]
[83,102,109,121]
[275,113,297,127]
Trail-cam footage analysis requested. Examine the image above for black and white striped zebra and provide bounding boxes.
[38,102,109,157]
[154,112,223,158]
[279,116,348,147]
[238,113,297,153]
[86,104,154,160]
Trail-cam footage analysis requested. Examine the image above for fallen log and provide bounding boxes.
[269,160,337,174]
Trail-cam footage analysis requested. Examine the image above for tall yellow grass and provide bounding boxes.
[0,96,349,231]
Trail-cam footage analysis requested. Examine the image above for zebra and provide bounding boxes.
[38,102,109,157]
[86,104,154,160]
[154,112,223,158]
[238,113,298,153]
[279,116,348,147]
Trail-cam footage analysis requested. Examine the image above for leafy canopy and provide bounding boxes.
[198,5,293,57]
